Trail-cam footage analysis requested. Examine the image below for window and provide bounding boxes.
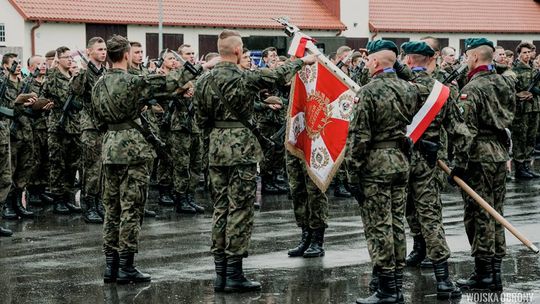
[145,33,184,59]
[0,24,5,44]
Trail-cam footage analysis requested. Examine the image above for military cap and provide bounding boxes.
[401,41,435,57]
[464,38,495,52]
[366,40,398,56]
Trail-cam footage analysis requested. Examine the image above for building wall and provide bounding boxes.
[0,0,26,58]
[340,0,370,38]
[33,22,86,57]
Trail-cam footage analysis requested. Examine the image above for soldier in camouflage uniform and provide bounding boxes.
[512,42,540,179]
[1,54,35,219]
[346,40,417,304]
[400,41,466,299]
[72,37,107,224]
[94,35,217,284]
[195,29,316,293]
[26,55,53,206]
[452,38,515,292]
[41,46,83,215]
[0,60,13,236]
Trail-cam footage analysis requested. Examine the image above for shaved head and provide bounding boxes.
[405,54,431,67]
[218,29,243,57]
[366,50,396,76]
[466,45,494,70]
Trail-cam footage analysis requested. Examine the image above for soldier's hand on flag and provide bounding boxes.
[300,54,319,65]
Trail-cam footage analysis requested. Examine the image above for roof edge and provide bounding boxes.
[373,27,540,34]
[7,0,29,19]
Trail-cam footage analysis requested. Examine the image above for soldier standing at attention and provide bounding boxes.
[454,38,515,292]
[511,42,540,179]
[347,40,417,304]
[93,35,218,284]
[42,46,83,215]
[400,41,464,299]
[71,37,107,224]
[195,29,316,293]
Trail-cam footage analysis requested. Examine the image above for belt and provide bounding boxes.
[108,118,141,131]
[372,140,399,149]
[214,121,244,128]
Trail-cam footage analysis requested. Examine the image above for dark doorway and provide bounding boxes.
[145,33,184,59]
[86,24,127,44]
[496,40,522,53]
[345,38,369,50]
[199,35,218,60]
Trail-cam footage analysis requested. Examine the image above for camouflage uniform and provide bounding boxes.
[0,76,12,211]
[405,68,470,263]
[286,151,328,229]
[195,60,304,259]
[28,77,49,193]
[4,78,35,190]
[512,61,540,164]
[42,68,82,199]
[455,65,515,258]
[71,65,106,206]
[346,69,417,272]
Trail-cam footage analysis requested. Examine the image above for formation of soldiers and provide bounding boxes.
[0,29,539,302]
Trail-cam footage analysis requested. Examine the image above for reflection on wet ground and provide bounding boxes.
[0,179,539,303]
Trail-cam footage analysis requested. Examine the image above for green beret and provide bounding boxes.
[464,38,495,52]
[401,41,435,57]
[366,40,398,56]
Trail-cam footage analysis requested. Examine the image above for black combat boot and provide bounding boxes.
[214,256,227,292]
[64,192,82,213]
[514,161,534,179]
[2,194,18,220]
[523,162,540,178]
[456,257,494,290]
[104,251,119,283]
[52,193,70,215]
[261,175,279,195]
[13,188,34,219]
[405,236,426,267]
[175,192,196,214]
[0,224,13,237]
[83,196,103,224]
[395,269,404,304]
[40,188,54,204]
[223,256,261,292]
[187,193,205,213]
[144,209,157,218]
[303,227,325,258]
[433,260,462,299]
[287,226,312,257]
[356,271,399,304]
[334,180,352,198]
[117,252,151,284]
[26,185,43,206]
[369,265,381,293]
[158,186,175,206]
[492,257,503,291]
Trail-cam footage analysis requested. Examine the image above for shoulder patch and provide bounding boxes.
[460,94,468,100]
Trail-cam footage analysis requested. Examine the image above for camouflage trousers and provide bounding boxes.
[0,143,12,208]
[157,129,172,188]
[461,161,506,258]
[10,136,35,189]
[170,131,202,194]
[286,152,328,229]
[406,152,451,263]
[360,171,408,272]
[81,130,103,198]
[259,123,285,177]
[512,111,539,162]
[30,129,49,187]
[209,164,256,259]
[102,163,149,254]
[48,132,81,195]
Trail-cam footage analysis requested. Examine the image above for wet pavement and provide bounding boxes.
[1,178,540,304]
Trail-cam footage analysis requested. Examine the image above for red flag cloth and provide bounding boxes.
[286,59,356,191]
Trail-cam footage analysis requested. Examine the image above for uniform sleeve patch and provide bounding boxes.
[460,94,468,100]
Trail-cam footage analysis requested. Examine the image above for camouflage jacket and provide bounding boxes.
[26,77,48,130]
[41,68,81,134]
[71,65,106,131]
[169,67,203,134]
[254,84,289,127]
[513,61,540,113]
[0,76,9,145]
[410,69,471,162]
[93,68,195,164]
[195,60,304,166]
[5,77,34,142]
[346,71,417,182]
[454,68,515,166]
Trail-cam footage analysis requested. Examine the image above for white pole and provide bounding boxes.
[158,0,163,53]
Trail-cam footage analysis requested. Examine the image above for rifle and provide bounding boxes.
[154,49,167,69]
[336,50,354,69]
[269,124,286,147]
[77,50,104,76]
[138,98,168,158]
[57,93,77,131]
[526,70,540,93]
[0,61,19,101]
[443,64,467,85]
[10,68,41,137]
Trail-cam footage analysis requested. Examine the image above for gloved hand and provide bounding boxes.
[448,166,467,187]
[348,184,365,207]
[418,139,440,168]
